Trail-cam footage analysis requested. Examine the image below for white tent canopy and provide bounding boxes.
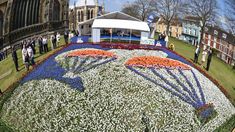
[92,19,150,32]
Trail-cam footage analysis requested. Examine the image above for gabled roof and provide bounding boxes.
[79,11,142,25]
[184,16,201,23]
[158,18,182,26]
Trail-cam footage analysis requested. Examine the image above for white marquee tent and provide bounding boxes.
[92,19,150,43]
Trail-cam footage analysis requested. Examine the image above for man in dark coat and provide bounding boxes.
[31,38,36,54]
[64,30,69,44]
[0,52,2,61]
[206,48,213,71]
[12,46,19,71]
[52,34,57,49]
[38,37,43,54]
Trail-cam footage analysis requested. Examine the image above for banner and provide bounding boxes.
[140,39,155,45]
[147,13,155,27]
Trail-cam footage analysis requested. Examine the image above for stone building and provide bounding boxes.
[0,0,69,49]
[203,26,235,65]
[69,0,104,34]
[179,16,201,45]
[156,18,183,38]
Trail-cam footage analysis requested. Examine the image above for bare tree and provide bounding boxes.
[122,0,155,21]
[225,0,235,34]
[189,0,217,45]
[153,0,183,36]
[122,4,140,19]
[135,0,155,21]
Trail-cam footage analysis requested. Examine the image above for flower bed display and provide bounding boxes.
[67,49,117,58]
[1,44,234,131]
[125,56,217,124]
[125,56,191,70]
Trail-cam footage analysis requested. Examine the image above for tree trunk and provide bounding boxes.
[199,25,205,47]
[166,22,170,36]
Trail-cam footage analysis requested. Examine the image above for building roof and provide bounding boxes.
[92,19,150,32]
[76,0,96,7]
[158,18,182,26]
[78,11,142,26]
[184,16,201,22]
[205,26,235,45]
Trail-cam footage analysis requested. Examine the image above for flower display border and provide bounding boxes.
[0,42,233,130]
[0,42,231,105]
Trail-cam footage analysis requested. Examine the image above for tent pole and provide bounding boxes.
[129,29,132,44]
[110,28,112,43]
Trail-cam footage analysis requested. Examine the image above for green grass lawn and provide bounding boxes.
[169,37,235,105]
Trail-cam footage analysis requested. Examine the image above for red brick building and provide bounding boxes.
[202,26,235,66]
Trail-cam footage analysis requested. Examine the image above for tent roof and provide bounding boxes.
[79,11,142,26]
[92,19,150,32]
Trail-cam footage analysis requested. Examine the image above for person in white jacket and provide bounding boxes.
[27,45,35,66]
[22,44,29,70]
[56,32,61,46]
[165,35,169,48]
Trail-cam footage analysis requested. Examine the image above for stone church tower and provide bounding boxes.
[69,0,104,31]
[0,0,69,48]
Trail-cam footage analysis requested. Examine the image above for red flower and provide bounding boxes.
[67,49,116,58]
[125,56,191,70]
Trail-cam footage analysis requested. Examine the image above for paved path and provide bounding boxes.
[0,70,12,80]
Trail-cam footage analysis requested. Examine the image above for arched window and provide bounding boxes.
[78,11,81,22]
[0,10,3,36]
[53,0,60,21]
[87,10,90,20]
[81,11,84,21]
[91,10,93,19]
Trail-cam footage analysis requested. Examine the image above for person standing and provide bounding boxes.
[0,50,3,61]
[194,45,200,64]
[22,44,29,71]
[43,36,48,53]
[56,32,61,46]
[201,46,208,66]
[51,35,56,50]
[12,46,19,71]
[31,38,36,54]
[27,45,35,66]
[64,30,69,44]
[165,35,169,48]
[38,36,43,54]
[206,48,213,71]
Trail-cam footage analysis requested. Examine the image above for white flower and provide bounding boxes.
[1,49,234,132]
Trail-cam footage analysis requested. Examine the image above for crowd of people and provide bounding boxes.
[194,45,213,71]
[10,31,69,72]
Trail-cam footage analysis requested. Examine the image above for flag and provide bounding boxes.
[147,13,155,27]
